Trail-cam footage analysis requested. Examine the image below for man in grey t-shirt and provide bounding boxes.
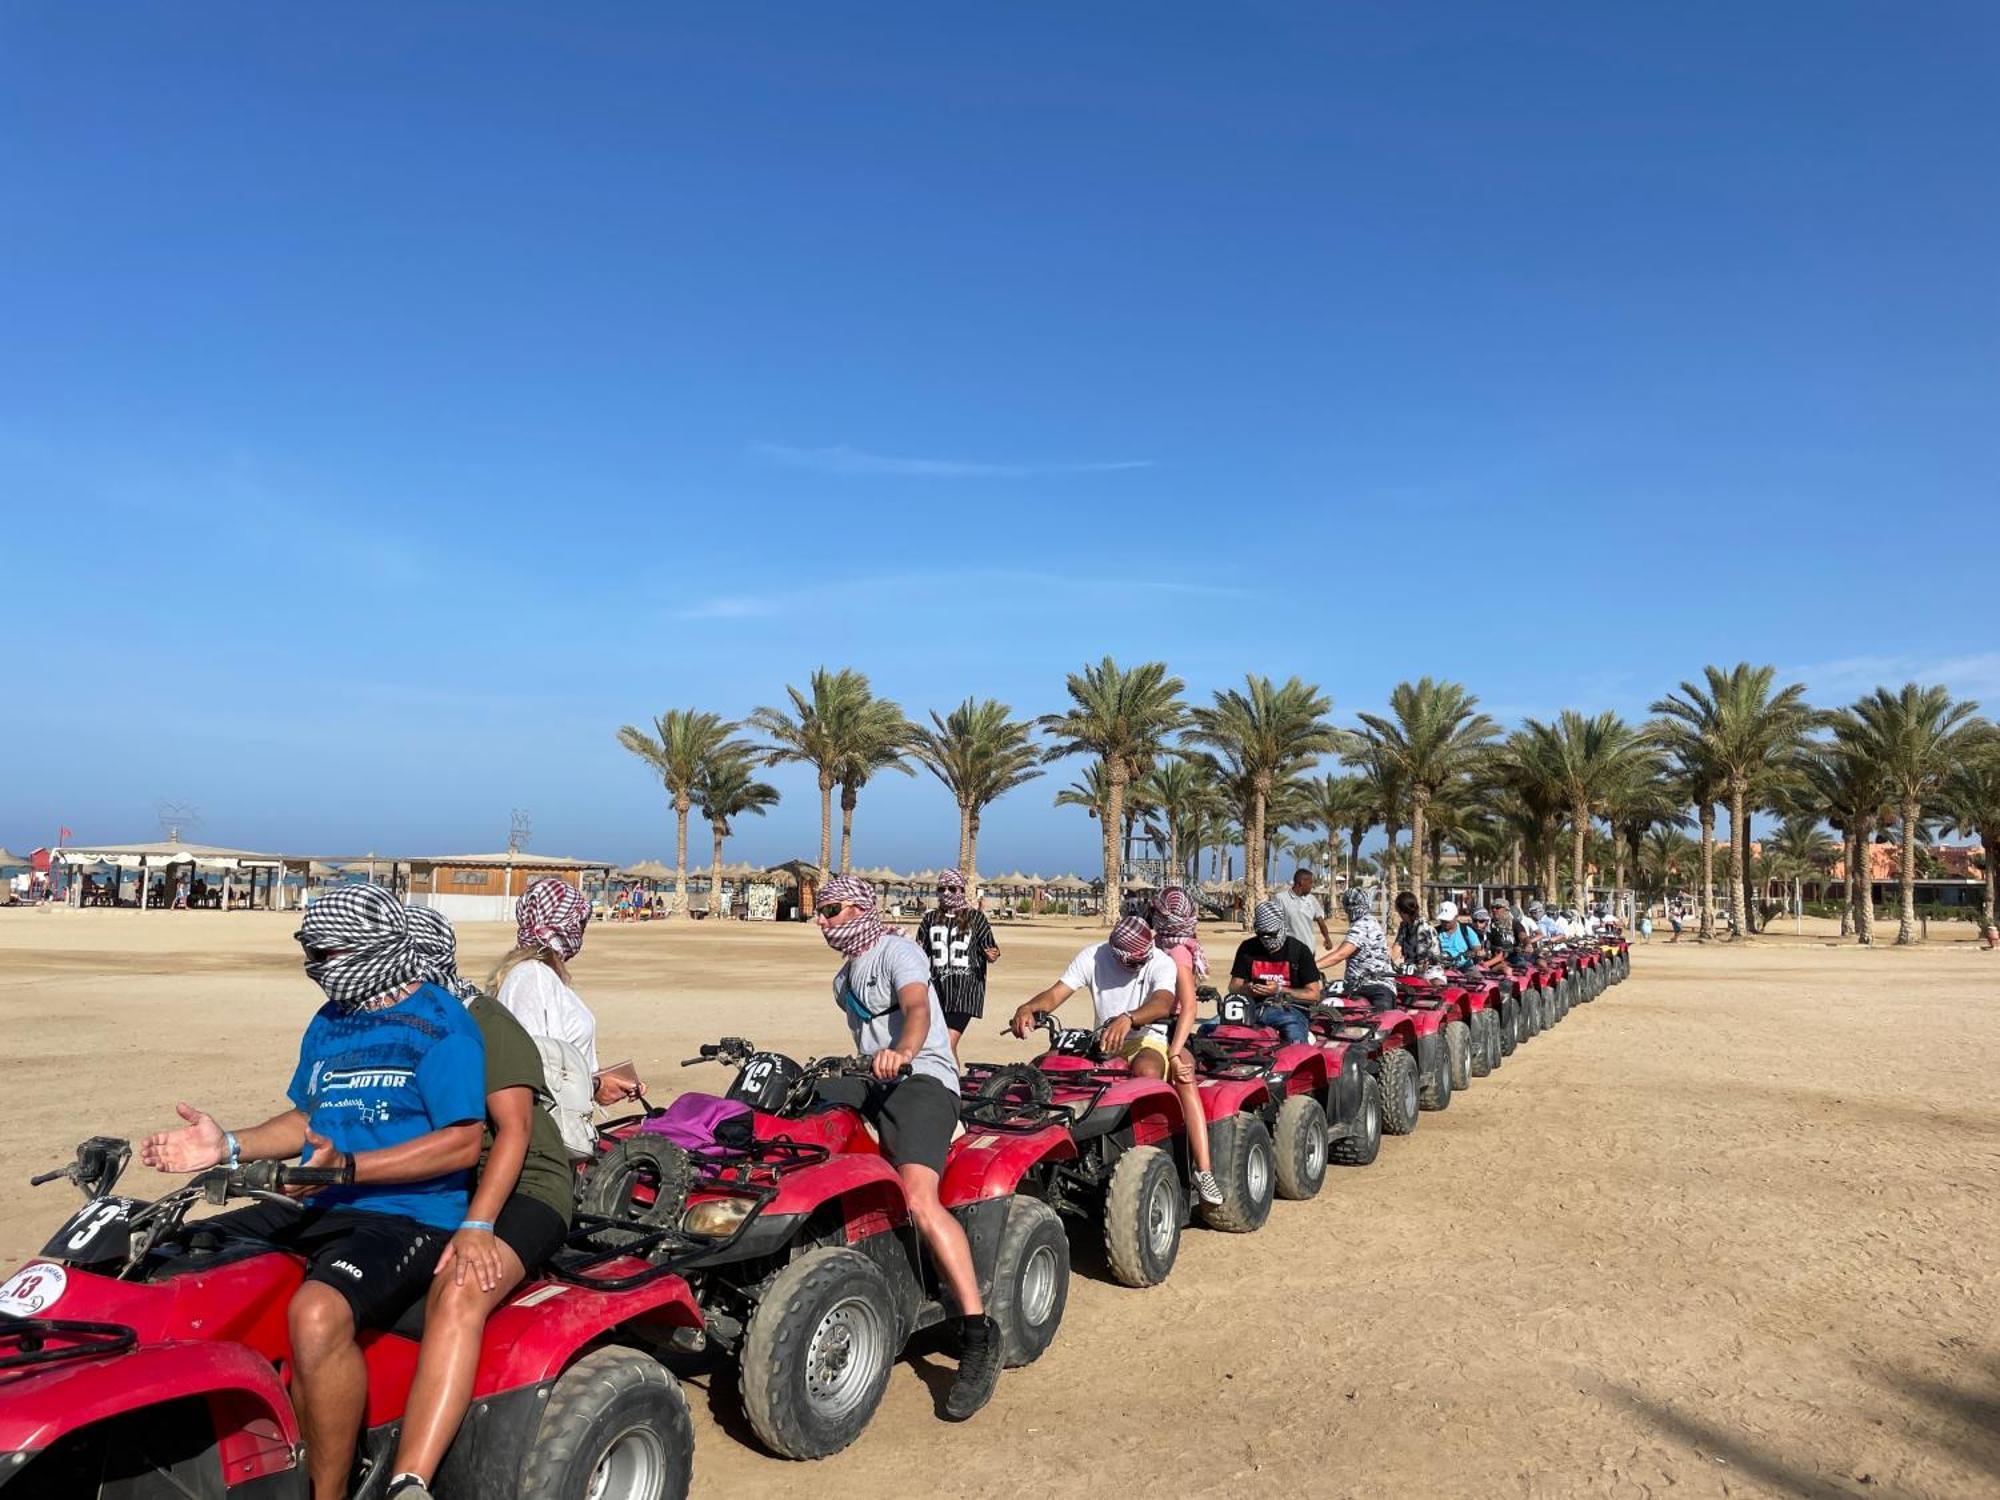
[814,874,999,1422]
[1272,868,1332,950]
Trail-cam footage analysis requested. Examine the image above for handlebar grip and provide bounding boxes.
[29,1167,68,1186]
[281,1166,351,1187]
[680,1056,707,1067]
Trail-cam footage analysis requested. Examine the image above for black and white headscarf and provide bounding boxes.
[1253,898,1288,954]
[406,904,481,1005]
[295,885,429,1013]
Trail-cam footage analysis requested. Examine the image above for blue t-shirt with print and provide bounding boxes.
[286,982,487,1230]
[1438,925,1474,964]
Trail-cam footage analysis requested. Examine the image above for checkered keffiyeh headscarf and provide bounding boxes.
[818,874,888,957]
[516,877,589,959]
[1340,887,1370,920]
[937,868,968,914]
[1149,887,1207,978]
[1109,915,1155,967]
[1253,898,1288,953]
[406,905,480,1005]
[296,885,429,1013]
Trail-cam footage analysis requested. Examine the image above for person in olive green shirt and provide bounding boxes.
[388,909,575,1500]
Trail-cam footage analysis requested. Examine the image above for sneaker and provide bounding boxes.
[1192,1169,1225,1207]
[944,1314,1001,1421]
[386,1478,435,1500]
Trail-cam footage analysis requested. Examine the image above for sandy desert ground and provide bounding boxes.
[2,908,1997,1499]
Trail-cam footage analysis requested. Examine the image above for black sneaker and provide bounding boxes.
[944,1313,1001,1420]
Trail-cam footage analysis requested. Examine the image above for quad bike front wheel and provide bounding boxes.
[1469,1013,1494,1078]
[1104,1145,1183,1287]
[740,1247,898,1459]
[1329,1071,1383,1166]
[1498,1000,1518,1057]
[519,1346,694,1500]
[989,1197,1069,1367]
[1271,1093,1329,1201]
[1444,1020,1473,1091]
[1201,1113,1275,1233]
[1483,1011,1504,1073]
[1418,1035,1453,1112]
[1378,1050,1420,1136]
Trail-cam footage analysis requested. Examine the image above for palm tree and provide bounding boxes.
[748,667,870,876]
[1641,825,1696,906]
[694,748,780,919]
[1497,726,1570,905]
[833,692,916,873]
[1943,728,2000,947]
[1761,813,1837,923]
[1605,758,1683,924]
[1349,738,1408,897]
[1849,683,1984,943]
[616,709,745,916]
[1649,692,1729,940]
[910,698,1043,894]
[1354,679,1497,902]
[1519,711,1648,911]
[1137,757,1221,885]
[1039,657,1187,923]
[1652,665,1816,939]
[1185,675,1341,915]
[1304,773,1373,888]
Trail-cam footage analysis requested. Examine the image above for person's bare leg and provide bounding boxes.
[1165,1052,1212,1173]
[896,1164,982,1316]
[946,1026,963,1063]
[390,1245,527,1482]
[289,1283,367,1500]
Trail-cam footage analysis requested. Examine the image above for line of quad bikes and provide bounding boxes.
[0,934,1632,1499]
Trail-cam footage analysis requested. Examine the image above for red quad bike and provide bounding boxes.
[0,1137,703,1500]
[961,1015,1203,1290]
[578,1038,1072,1462]
[1189,986,1385,1196]
[1599,933,1631,984]
[1395,972,1509,1091]
[1315,981,1451,1133]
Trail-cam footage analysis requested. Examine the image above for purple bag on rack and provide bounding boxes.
[637,1093,754,1154]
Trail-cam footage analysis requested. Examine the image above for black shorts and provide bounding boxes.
[493,1194,568,1273]
[817,1074,960,1175]
[207,1200,447,1329]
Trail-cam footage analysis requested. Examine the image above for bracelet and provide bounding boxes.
[460,1219,495,1232]
[223,1131,241,1168]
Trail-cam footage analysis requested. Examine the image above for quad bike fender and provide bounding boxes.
[0,1339,302,1486]
[1322,1044,1367,1127]
[468,1275,703,1396]
[1119,1083,1186,1147]
[1272,1044,1331,1097]
[941,1125,1076,1203]
[1415,1030,1444,1079]
[1195,1075,1270,1121]
[763,1153,909,1233]
[950,1194,1017,1296]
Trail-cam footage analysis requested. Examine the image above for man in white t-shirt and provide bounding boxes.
[1009,916,1180,1077]
[1271,868,1332,951]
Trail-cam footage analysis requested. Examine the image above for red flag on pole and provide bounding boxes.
[58,827,72,844]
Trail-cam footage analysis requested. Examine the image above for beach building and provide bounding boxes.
[52,841,290,910]
[406,851,616,922]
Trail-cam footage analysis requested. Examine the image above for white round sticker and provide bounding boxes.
[0,1262,69,1317]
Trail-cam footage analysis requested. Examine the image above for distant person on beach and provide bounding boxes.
[1272,867,1332,950]
[911,868,1000,1056]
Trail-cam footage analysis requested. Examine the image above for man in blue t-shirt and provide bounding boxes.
[141,887,485,1500]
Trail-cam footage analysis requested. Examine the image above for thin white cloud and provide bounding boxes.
[1778,652,2000,706]
[749,443,1154,479]
[669,567,1238,622]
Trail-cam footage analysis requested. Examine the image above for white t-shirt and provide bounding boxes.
[1272,889,1325,949]
[1058,943,1180,1041]
[496,958,599,1077]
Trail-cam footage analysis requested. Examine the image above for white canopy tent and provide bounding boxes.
[55,841,288,911]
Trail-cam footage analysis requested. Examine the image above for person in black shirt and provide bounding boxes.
[911,868,1000,1057]
[1227,899,1324,1044]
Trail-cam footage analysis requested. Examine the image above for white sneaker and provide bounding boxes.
[1192,1169,1224,1207]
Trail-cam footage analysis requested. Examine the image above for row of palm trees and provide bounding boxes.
[616,659,1998,946]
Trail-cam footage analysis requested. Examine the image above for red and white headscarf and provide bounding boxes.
[1149,887,1208,978]
[516,876,589,960]
[937,868,968,914]
[818,874,888,958]
[1109,915,1155,967]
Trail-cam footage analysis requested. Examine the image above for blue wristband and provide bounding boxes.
[460,1219,495,1232]
[224,1131,241,1168]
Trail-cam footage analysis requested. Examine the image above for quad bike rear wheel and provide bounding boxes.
[1329,1071,1383,1166]
[1444,1020,1473,1091]
[1378,1050,1420,1136]
[740,1247,898,1459]
[1271,1093,1329,1200]
[1469,1012,1494,1078]
[1498,999,1518,1057]
[1418,1036,1453,1112]
[1202,1113,1275,1233]
[988,1197,1069,1367]
[1104,1145,1182,1287]
[1484,1011,1504,1073]
[519,1345,694,1500]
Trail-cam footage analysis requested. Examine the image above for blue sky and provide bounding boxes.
[3,3,1995,868]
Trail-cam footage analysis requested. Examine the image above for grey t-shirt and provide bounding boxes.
[833,932,961,1095]
[1272,889,1325,950]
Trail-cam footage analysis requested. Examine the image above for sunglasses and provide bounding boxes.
[815,902,851,919]
[299,943,347,964]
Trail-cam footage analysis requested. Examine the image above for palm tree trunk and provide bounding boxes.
[817,774,834,874]
[1697,803,1716,940]
[711,824,726,922]
[838,785,857,874]
[1854,814,1875,944]
[1508,838,1522,889]
[1839,829,1855,938]
[964,806,981,900]
[1570,801,1588,912]
[1103,763,1127,927]
[1980,836,1997,948]
[674,794,690,919]
[1409,789,1430,903]
[1896,799,1919,943]
[1165,821,1181,886]
[1384,821,1401,895]
[1347,827,1363,887]
[1726,780,1748,939]
[1614,839,1629,925]
[1741,807,1759,934]
[1249,787,1269,916]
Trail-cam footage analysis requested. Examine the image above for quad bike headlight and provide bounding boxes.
[681,1197,754,1239]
